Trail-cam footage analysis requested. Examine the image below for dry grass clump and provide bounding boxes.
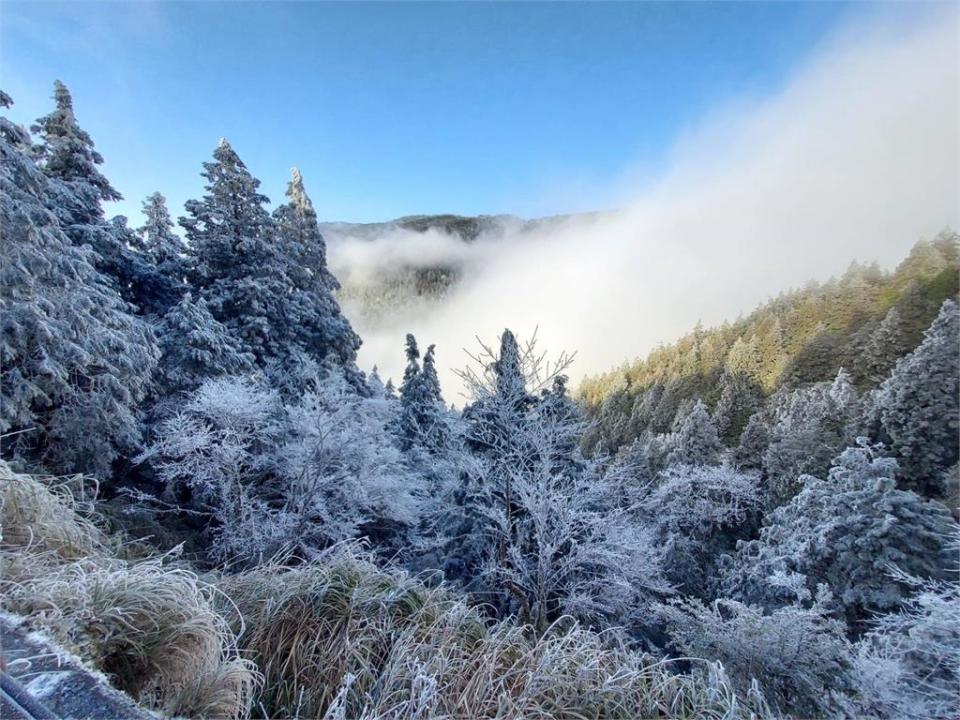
[219,545,771,720]
[0,460,107,558]
[1,462,770,719]
[0,461,259,719]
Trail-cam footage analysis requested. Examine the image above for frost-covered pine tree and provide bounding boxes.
[723,442,955,628]
[31,80,120,225]
[154,292,255,397]
[272,168,362,374]
[625,383,663,439]
[1,92,157,476]
[762,369,860,506]
[181,139,293,365]
[138,192,187,269]
[398,336,450,453]
[857,306,909,386]
[31,81,164,312]
[877,299,959,495]
[613,430,669,486]
[732,410,771,471]
[724,335,763,384]
[665,399,722,467]
[713,371,762,445]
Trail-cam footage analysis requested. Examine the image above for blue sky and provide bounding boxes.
[1,1,872,223]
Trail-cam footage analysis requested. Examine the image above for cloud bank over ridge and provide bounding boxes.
[326,7,959,398]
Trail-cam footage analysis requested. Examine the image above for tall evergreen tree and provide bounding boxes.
[30,82,170,315]
[272,168,361,371]
[139,192,187,268]
[878,300,959,495]
[724,443,955,629]
[31,80,120,226]
[857,307,908,386]
[666,399,722,467]
[1,92,157,476]
[713,371,762,445]
[181,139,293,365]
[398,335,448,452]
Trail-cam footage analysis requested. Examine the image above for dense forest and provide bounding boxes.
[2,83,958,720]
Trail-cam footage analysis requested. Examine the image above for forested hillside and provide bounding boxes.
[2,83,958,720]
[580,234,959,460]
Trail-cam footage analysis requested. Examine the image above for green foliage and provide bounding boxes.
[580,232,960,454]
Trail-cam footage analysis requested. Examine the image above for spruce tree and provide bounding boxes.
[181,139,292,364]
[272,168,361,371]
[139,192,187,268]
[398,335,448,452]
[733,410,771,471]
[724,443,955,629]
[666,399,722,467]
[31,80,120,226]
[1,92,157,476]
[155,293,255,396]
[713,371,762,446]
[878,300,959,495]
[31,81,160,311]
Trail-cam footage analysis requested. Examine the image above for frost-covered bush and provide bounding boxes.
[280,369,421,554]
[657,591,854,717]
[852,557,960,720]
[724,442,955,627]
[762,368,860,506]
[642,464,762,596]
[139,376,290,563]
[142,370,422,563]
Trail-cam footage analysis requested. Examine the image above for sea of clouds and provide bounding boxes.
[326,7,959,399]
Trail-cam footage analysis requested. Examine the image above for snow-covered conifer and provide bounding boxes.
[724,442,955,627]
[1,92,157,476]
[642,464,762,596]
[713,371,762,445]
[155,293,255,396]
[762,369,860,505]
[878,299,959,495]
[139,192,187,268]
[732,410,771,471]
[272,168,362,373]
[665,399,722,467]
[180,139,292,364]
[858,306,909,386]
[31,80,120,225]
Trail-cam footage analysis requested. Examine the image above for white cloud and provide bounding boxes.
[329,7,959,398]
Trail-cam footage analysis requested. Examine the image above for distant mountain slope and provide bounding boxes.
[323,211,603,326]
[578,231,960,453]
[320,211,602,244]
